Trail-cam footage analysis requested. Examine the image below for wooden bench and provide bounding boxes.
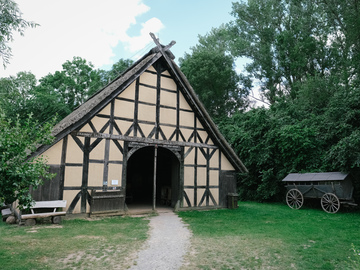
[21,200,67,226]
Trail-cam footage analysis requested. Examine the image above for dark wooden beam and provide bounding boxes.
[73,131,218,149]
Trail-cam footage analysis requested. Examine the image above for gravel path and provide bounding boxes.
[129,210,191,270]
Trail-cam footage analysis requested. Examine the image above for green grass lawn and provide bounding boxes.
[0,215,149,270]
[1,202,360,270]
[179,202,360,270]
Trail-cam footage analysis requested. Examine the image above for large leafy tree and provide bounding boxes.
[227,0,332,104]
[179,30,249,120]
[0,57,134,124]
[107,58,134,82]
[0,112,54,208]
[0,71,36,122]
[0,0,37,67]
[32,57,103,122]
[212,0,360,202]
[38,57,102,111]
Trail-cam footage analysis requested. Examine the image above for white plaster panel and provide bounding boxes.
[41,139,63,165]
[197,149,207,165]
[139,85,156,104]
[160,89,177,108]
[196,119,204,129]
[140,70,157,86]
[161,70,170,76]
[147,65,156,72]
[179,92,192,110]
[184,147,195,165]
[66,136,84,163]
[197,130,209,144]
[114,99,134,119]
[184,166,194,185]
[79,123,93,133]
[118,81,135,100]
[221,152,235,171]
[181,128,194,143]
[209,149,219,168]
[89,139,105,160]
[161,76,177,91]
[209,188,219,206]
[108,164,122,187]
[63,190,81,213]
[64,166,83,187]
[197,168,206,186]
[180,111,194,127]
[197,189,206,205]
[109,140,123,161]
[92,116,109,133]
[88,163,104,187]
[210,170,219,186]
[139,123,155,138]
[138,104,156,122]
[98,103,111,115]
[160,125,175,140]
[160,107,176,125]
[184,188,194,207]
[115,119,132,136]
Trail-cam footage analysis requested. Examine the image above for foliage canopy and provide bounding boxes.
[0,113,55,208]
[0,0,37,67]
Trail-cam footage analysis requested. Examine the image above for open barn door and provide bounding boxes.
[125,145,180,211]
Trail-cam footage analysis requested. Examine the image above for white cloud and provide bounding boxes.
[123,17,164,53]
[1,0,162,79]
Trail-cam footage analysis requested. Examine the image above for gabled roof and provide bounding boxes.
[282,172,349,182]
[33,34,248,173]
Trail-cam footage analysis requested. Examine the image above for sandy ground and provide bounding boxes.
[129,210,191,270]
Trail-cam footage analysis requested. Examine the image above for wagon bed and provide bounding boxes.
[282,172,357,213]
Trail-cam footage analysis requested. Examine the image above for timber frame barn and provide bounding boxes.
[30,34,248,216]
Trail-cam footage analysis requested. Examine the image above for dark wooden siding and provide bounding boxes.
[30,165,61,201]
[90,190,125,214]
[219,171,237,207]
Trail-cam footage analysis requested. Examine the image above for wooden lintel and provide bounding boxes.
[73,131,218,149]
[129,141,181,151]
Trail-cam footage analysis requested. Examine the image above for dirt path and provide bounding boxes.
[129,210,191,270]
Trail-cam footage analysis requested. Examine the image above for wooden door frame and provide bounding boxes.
[122,141,183,209]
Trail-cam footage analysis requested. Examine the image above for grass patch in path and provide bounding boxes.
[0,215,149,270]
[179,202,360,270]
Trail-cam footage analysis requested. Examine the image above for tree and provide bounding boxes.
[33,57,103,121]
[226,0,332,104]
[107,58,134,82]
[0,112,54,209]
[179,33,249,120]
[0,0,37,67]
[0,71,37,122]
[219,103,325,201]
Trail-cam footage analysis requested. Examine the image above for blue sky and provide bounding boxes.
[1,0,236,79]
[119,0,235,63]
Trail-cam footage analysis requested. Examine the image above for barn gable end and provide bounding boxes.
[32,36,247,215]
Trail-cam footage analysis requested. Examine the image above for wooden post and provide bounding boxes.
[153,145,158,210]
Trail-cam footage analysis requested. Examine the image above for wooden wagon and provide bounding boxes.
[282,172,357,213]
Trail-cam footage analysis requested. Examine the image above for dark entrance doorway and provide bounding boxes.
[126,146,180,210]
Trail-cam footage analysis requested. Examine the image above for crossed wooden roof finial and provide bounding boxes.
[150,32,176,60]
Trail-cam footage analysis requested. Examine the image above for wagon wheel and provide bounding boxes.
[286,189,304,209]
[321,193,340,213]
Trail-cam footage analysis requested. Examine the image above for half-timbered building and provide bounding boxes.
[30,35,248,216]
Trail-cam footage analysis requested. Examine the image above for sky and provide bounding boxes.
[1,0,237,80]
